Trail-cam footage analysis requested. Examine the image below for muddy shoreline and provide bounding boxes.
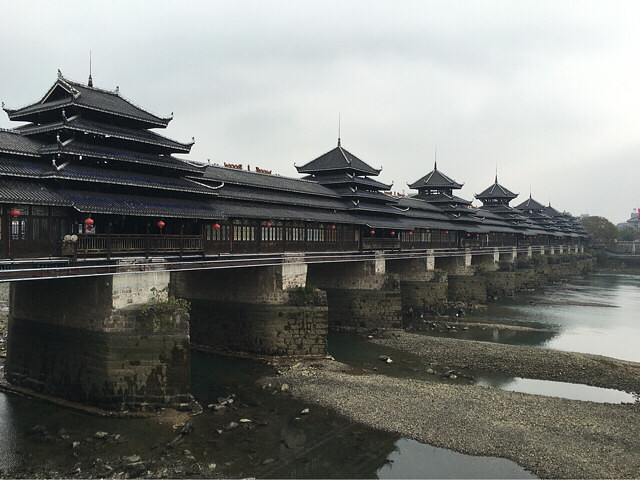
[267,357,640,479]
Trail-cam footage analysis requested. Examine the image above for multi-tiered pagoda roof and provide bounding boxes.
[0,72,222,221]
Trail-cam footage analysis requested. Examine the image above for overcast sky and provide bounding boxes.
[1,1,637,223]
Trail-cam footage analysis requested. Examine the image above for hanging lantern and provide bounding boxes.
[466,233,471,237]
[370,230,375,235]
[408,231,413,236]
[330,225,336,230]
[444,230,448,234]
[9,208,21,218]
[391,231,395,236]
[84,217,94,226]
[156,220,165,229]
[409,307,414,313]
[425,229,430,233]
[265,222,272,228]
[213,223,221,230]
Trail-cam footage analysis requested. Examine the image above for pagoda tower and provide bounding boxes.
[475,174,518,208]
[296,140,401,219]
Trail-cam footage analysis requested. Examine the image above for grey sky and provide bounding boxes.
[1,1,637,223]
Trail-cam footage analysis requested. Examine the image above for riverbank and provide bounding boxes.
[371,331,640,393]
[267,358,640,479]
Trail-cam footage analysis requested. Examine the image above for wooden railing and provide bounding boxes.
[76,234,203,255]
[362,238,401,250]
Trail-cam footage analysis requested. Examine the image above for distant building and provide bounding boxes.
[624,209,640,231]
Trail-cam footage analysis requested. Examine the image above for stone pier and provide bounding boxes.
[5,270,190,410]
[307,255,402,331]
[170,262,328,357]
[386,256,448,314]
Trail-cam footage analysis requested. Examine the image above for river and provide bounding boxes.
[0,273,637,478]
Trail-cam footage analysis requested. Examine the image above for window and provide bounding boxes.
[11,219,26,240]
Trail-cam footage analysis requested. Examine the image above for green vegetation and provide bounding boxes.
[618,227,639,242]
[136,287,190,333]
[580,216,618,248]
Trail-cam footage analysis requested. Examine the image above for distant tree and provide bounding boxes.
[580,216,618,248]
[619,227,638,242]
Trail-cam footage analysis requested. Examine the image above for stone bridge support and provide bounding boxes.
[5,270,190,410]
[518,246,533,258]
[549,245,555,255]
[170,261,327,357]
[306,254,402,331]
[386,255,448,315]
[471,248,499,271]
[434,249,472,275]
[499,247,517,264]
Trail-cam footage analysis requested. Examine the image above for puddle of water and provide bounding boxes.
[378,438,535,479]
[476,376,638,404]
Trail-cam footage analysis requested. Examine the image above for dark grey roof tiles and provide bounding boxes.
[19,117,193,153]
[0,179,69,206]
[5,76,171,128]
[0,129,43,157]
[408,164,463,190]
[40,142,203,173]
[475,179,518,200]
[296,146,381,176]
[60,190,221,219]
[202,165,340,197]
[516,196,546,211]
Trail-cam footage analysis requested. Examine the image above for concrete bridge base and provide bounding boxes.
[170,263,328,357]
[307,256,402,331]
[386,256,448,315]
[5,272,190,410]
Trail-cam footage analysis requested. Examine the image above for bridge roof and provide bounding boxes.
[296,145,381,176]
[4,75,172,128]
[0,129,43,157]
[59,190,222,219]
[0,179,70,206]
[408,163,463,190]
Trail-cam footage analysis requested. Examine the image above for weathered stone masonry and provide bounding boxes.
[170,263,328,357]
[5,272,190,410]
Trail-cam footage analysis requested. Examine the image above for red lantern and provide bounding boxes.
[444,230,448,234]
[156,220,165,229]
[466,233,471,237]
[370,230,375,235]
[425,229,430,233]
[9,208,20,218]
[265,222,272,228]
[330,225,336,230]
[84,217,94,226]
[409,307,413,313]
[391,231,395,236]
[213,223,221,230]
[408,231,413,236]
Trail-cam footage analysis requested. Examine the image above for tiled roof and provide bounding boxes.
[18,117,193,153]
[201,165,339,197]
[408,163,463,190]
[0,129,43,157]
[296,145,381,176]
[0,179,70,206]
[217,184,347,210]
[516,196,546,211]
[215,199,355,224]
[4,76,171,128]
[60,190,221,219]
[475,179,518,200]
[40,142,203,173]
[312,174,392,190]
[46,164,219,195]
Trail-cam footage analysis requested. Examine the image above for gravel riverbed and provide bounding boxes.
[372,331,640,393]
[267,358,640,479]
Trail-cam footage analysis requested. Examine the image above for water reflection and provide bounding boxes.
[378,438,535,479]
[476,376,637,404]
[463,274,640,362]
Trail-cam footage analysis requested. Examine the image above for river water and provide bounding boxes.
[0,273,637,478]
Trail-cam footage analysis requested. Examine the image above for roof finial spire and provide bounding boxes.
[434,145,437,170]
[337,113,341,147]
[529,184,532,199]
[88,50,93,87]
[495,162,498,184]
